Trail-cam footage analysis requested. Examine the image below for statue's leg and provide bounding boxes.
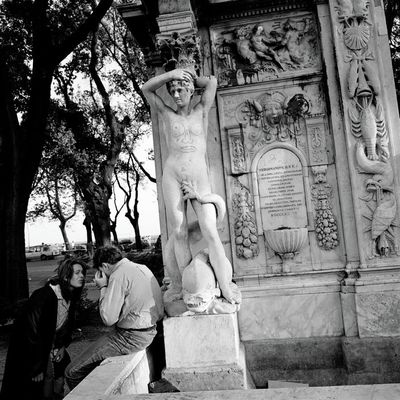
[163,236,182,296]
[192,201,241,304]
[162,175,192,278]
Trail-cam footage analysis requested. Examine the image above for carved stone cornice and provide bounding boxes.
[118,0,319,67]
[117,0,159,56]
[198,0,316,25]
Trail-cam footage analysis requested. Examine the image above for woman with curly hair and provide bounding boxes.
[1,257,87,400]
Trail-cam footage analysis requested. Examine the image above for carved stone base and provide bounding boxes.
[355,265,400,337]
[162,313,255,391]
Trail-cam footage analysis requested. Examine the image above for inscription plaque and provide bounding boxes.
[257,148,307,230]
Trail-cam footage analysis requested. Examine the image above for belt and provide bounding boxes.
[118,325,156,332]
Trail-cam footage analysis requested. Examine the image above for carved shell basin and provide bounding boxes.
[264,227,308,255]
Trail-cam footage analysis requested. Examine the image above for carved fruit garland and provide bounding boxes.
[232,188,259,259]
[311,167,339,250]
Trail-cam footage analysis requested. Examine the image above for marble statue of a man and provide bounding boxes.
[142,69,241,307]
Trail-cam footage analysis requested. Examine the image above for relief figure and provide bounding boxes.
[356,141,398,257]
[250,25,285,70]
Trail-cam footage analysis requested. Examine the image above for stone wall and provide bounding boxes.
[119,0,400,386]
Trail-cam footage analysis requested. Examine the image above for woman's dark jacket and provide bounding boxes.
[0,284,76,400]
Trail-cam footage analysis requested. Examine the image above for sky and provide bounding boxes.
[25,185,160,247]
[25,135,161,247]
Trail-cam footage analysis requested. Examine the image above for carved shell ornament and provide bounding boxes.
[343,18,370,50]
[336,0,371,51]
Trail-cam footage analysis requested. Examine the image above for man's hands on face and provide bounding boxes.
[94,269,108,289]
[51,346,65,363]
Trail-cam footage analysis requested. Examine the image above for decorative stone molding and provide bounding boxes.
[154,0,201,72]
[311,166,339,251]
[226,125,248,174]
[157,31,202,72]
[232,89,328,166]
[207,0,313,22]
[333,0,399,259]
[157,11,197,36]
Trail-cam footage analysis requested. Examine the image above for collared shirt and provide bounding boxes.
[99,258,164,329]
[49,283,70,331]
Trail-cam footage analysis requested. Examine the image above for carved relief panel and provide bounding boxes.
[210,11,322,87]
[209,8,347,275]
[331,0,400,262]
[216,77,344,274]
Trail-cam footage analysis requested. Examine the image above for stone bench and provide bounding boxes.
[65,384,400,400]
[64,349,151,399]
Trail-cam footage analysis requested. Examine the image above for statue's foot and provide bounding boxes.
[163,286,183,302]
[221,285,242,304]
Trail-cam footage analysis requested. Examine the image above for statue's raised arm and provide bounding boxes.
[192,75,218,113]
[142,69,196,113]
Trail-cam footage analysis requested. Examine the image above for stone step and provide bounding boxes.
[66,384,400,400]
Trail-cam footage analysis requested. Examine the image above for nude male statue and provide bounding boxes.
[142,69,240,304]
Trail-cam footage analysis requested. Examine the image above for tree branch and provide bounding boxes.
[54,0,113,64]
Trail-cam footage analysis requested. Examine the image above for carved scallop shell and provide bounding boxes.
[344,24,370,50]
[264,227,308,254]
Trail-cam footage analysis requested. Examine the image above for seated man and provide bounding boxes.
[65,245,164,390]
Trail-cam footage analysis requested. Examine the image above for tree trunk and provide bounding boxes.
[133,209,142,252]
[81,183,111,247]
[0,59,52,308]
[0,0,114,308]
[0,109,30,307]
[83,210,94,256]
[110,223,119,244]
[126,212,142,251]
[59,220,71,250]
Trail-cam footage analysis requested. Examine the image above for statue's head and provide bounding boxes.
[166,78,195,97]
[253,25,264,35]
[182,250,220,313]
[260,91,286,125]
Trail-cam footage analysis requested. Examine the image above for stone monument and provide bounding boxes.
[119,0,400,388]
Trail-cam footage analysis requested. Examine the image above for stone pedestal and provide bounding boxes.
[162,313,254,391]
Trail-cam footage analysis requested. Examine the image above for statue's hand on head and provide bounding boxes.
[169,68,195,83]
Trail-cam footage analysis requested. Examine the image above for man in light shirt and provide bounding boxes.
[65,245,164,390]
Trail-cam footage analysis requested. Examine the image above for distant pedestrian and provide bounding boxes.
[0,257,87,400]
[65,245,164,390]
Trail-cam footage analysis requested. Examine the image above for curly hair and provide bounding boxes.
[93,245,123,270]
[166,78,195,96]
